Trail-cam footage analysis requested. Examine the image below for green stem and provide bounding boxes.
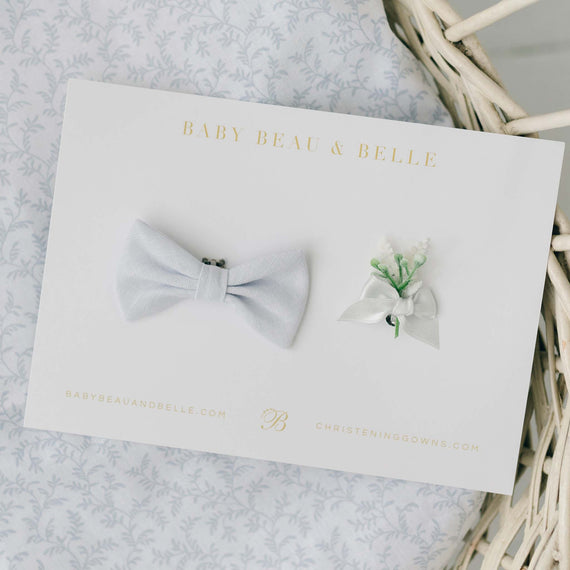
[398,265,419,293]
[394,317,400,338]
[372,261,400,291]
[385,274,400,290]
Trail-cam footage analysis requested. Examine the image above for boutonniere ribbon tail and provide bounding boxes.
[339,238,439,349]
[116,220,309,348]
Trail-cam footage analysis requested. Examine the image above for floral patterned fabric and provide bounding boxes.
[0,0,483,568]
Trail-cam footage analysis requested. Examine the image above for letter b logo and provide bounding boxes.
[260,408,288,431]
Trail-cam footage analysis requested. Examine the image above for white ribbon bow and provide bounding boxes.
[116,220,309,348]
[339,274,439,348]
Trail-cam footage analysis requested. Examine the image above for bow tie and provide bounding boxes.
[339,274,439,348]
[116,220,309,348]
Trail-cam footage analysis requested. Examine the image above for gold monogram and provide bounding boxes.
[260,408,288,431]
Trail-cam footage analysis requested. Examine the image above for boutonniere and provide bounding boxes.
[339,238,439,348]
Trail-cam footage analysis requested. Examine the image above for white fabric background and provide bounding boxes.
[0,0,483,568]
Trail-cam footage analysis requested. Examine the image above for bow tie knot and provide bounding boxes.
[392,296,414,317]
[116,220,309,348]
[339,273,439,348]
[196,263,228,303]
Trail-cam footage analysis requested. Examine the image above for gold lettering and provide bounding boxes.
[331,141,343,156]
[288,136,301,150]
[183,121,193,135]
[232,127,243,142]
[374,146,386,161]
[273,132,284,148]
[197,123,209,138]
[307,137,319,152]
[261,408,288,431]
[391,148,403,164]
[358,143,369,158]
[407,150,419,166]
[257,130,268,145]
[425,151,437,167]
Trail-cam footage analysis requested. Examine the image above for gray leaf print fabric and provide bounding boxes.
[0,0,483,568]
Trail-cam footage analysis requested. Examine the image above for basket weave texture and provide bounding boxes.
[383,1,570,568]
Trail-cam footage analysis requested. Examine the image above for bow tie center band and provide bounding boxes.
[116,220,309,348]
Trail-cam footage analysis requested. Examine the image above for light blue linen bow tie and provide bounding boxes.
[116,220,309,348]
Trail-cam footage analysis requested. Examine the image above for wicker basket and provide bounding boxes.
[382,1,570,568]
